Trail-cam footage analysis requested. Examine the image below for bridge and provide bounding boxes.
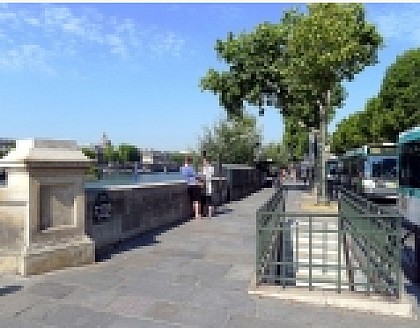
[0,184,419,327]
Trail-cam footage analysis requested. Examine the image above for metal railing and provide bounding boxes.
[340,188,402,298]
[256,186,403,299]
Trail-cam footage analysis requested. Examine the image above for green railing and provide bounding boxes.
[340,188,402,298]
[256,186,285,284]
[256,186,403,299]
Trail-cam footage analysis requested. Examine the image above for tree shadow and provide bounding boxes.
[0,285,22,296]
[95,218,192,262]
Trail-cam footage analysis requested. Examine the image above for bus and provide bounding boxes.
[340,143,398,202]
[398,126,420,226]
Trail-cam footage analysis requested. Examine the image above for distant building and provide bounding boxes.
[81,134,180,172]
[140,149,178,172]
[100,132,111,148]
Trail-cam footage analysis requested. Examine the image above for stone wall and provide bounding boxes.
[223,165,264,201]
[85,181,190,249]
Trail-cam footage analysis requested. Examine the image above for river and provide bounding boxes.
[85,172,184,188]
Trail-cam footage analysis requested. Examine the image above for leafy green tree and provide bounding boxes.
[118,143,140,163]
[331,112,370,154]
[201,11,302,119]
[283,116,309,162]
[200,113,261,165]
[169,152,186,168]
[262,142,289,168]
[285,3,382,201]
[377,48,420,141]
[81,147,96,160]
[332,49,420,153]
[103,145,119,163]
[201,3,381,202]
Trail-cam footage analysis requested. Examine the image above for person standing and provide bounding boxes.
[181,156,201,219]
[201,156,215,218]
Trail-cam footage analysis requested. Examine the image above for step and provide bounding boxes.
[291,220,338,229]
[296,239,339,248]
[295,280,350,290]
[296,269,348,280]
[294,250,340,259]
[295,259,343,267]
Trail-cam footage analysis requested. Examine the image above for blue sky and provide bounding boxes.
[0,2,419,151]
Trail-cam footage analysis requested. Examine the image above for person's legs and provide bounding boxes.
[207,195,213,218]
[194,185,202,219]
[201,193,207,217]
[193,200,200,219]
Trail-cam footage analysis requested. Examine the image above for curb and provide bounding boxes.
[248,272,416,319]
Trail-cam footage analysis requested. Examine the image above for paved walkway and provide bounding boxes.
[0,187,418,327]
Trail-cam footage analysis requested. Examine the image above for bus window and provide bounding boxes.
[369,156,397,179]
[400,141,420,188]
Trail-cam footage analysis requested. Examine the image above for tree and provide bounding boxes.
[199,113,261,165]
[118,143,140,163]
[332,49,420,153]
[377,48,420,141]
[285,3,382,202]
[81,147,96,160]
[103,144,119,163]
[283,116,309,162]
[201,4,381,203]
[262,142,289,168]
[331,112,370,154]
[169,152,186,168]
[201,10,316,121]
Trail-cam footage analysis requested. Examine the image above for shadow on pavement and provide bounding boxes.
[214,206,233,216]
[95,218,191,262]
[282,183,311,191]
[0,285,22,296]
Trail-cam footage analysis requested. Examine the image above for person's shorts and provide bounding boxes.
[188,185,202,202]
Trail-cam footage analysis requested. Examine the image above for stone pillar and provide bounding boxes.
[0,139,94,275]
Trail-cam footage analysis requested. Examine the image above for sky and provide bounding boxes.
[0,2,419,151]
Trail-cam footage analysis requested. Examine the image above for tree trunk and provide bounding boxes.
[317,90,330,205]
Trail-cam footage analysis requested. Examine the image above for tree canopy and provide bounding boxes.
[201,4,381,128]
[331,48,420,154]
[261,142,288,168]
[282,116,310,162]
[199,113,261,165]
[377,48,420,141]
[118,144,140,163]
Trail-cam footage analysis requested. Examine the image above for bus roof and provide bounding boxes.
[342,143,396,158]
[399,126,420,144]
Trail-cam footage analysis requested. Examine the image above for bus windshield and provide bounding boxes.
[399,141,420,188]
[364,156,397,179]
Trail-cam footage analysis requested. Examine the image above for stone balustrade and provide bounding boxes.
[85,181,190,250]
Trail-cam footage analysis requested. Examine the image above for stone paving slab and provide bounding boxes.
[0,186,419,327]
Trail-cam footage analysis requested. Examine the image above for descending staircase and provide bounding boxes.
[292,218,349,290]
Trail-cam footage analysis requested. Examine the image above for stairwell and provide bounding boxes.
[292,217,349,290]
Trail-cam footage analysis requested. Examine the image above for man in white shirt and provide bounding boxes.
[201,156,215,218]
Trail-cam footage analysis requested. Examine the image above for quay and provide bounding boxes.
[0,185,419,327]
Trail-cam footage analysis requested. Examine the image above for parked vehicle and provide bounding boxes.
[398,126,420,226]
[339,143,397,202]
